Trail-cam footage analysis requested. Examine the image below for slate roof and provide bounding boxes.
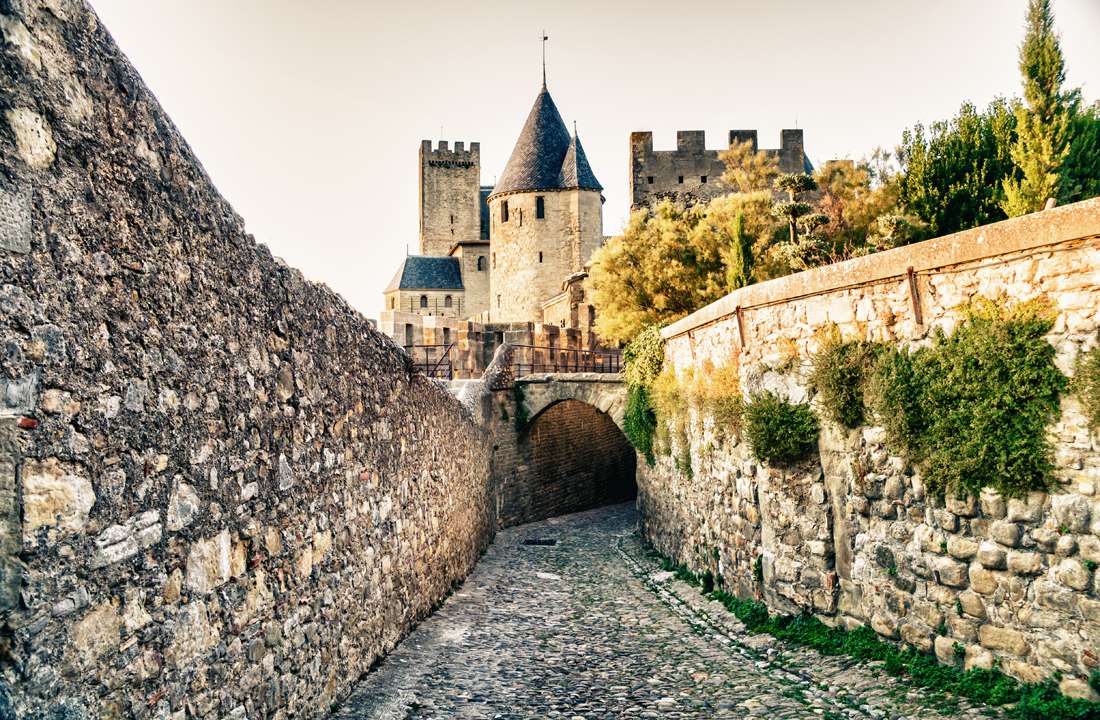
[385,256,463,292]
[479,186,492,239]
[489,86,602,198]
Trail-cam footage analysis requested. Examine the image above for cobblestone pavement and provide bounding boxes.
[333,503,996,720]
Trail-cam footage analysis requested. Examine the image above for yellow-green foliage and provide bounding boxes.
[1075,346,1100,432]
[868,297,1066,498]
[623,325,666,389]
[692,358,744,433]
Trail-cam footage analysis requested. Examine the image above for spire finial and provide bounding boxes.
[541,31,548,87]
[573,120,577,136]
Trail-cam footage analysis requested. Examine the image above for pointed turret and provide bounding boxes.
[559,131,602,192]
[489,87,572,198]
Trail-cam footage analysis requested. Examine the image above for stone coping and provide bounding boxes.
[515,372,623,384]
[662,196,1100,339]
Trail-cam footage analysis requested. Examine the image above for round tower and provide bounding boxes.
[487,85,603,323]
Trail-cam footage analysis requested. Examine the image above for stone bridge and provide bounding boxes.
[514,372,626,432]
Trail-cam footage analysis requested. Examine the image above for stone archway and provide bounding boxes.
[515,374,627,432]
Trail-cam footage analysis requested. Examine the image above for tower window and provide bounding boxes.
[492,253,496,269]
[444,295,452,308]
[701,175,708,183]
[646,176,654,184]
[443,327,451,345]
[389,297,394,309]
[501,200,509,222]
[496,294,501,308]
[518,208,523,227]
[450,214,454,224]
[477,256,486,271]
[678,176,684,184]
[536,196,545,219]
[419,295,428,309]
[538,251,543,263]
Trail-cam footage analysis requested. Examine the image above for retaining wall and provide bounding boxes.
[639,198,1100,699]
[0,3,493,717]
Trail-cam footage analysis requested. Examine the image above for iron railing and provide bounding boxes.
[510,344,622,378]
[405,343,454,379]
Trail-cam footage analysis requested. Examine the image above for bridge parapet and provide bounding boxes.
[516,373,626,433]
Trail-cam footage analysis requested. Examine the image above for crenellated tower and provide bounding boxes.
[419,140,481,256]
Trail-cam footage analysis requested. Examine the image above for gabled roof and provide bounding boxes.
[489,85,602,198]
[385,256,463,292]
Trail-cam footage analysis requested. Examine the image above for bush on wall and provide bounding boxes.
[693,358,744,434]
[868,297,1067,498]
[808,326,880,429]
[621,325,667,464]
[743,391,819,465]
[623,385,657,466]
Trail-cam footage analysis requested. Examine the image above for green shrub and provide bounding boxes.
[868,298,1067,498]
[1074,346,1100,432]
[693,359,744,434]
[622,325,666,388]
[623,385,657,466]
[743,391,819,464]
[809,327,880,428]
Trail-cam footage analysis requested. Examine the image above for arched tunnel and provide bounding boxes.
[500,397,637,526]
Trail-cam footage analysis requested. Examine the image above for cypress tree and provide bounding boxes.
[1001,0,1071,217]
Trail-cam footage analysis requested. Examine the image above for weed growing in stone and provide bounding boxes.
[868,297,1066,498]
[808,325,880,428]
[1074,346,1100,432]
[742,391,819,464]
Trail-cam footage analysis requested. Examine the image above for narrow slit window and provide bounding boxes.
[701,175,708,183]
[501,200,509,222]
[646,176,654,184]
[678,175,684,184]
[536,196,545,219]
[538,251,543,263]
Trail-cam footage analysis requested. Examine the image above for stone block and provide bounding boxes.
[979,488,1006,519]
[1055,558,1091,591]
[989,520,1023,547]
[946,535,978,560]
[1055,534,1078,557]
[899,621,933,653]
[167,483,201,531]
[1006,550,1043,576]
[934,635,959,664]
[70,600,121,668]
[1004,660,1047,684]
[976,541,1007,570]
[965,645,995,670]
[1059,677,1100,702]
[21,458,95,541]
[935,558,969,588]
[1080,536,1100,564]
[871,612,899,639]
[186,530,232,594]
[969,564,1000,595]
[946,494,978,518]
[978,624,1029,656]
[1006,493,1045,524]
[0,188,31,253]
[91,510,161,569]
[1051,494,1090,534]
[958,590,987,620]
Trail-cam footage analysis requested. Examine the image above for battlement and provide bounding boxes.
[629,128,810,209]
[420,139,480,166]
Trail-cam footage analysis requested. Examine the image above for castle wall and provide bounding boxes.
[383,288,466,318]
[629,129,807,209]
[637,199,1100,698]
[0,4,495,717]
[488,190,603,323]
[419,140,481,257]
[451,243,490,318]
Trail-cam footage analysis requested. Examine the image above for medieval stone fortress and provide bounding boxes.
[2,2,1100,719]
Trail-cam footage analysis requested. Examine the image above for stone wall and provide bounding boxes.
[638,199,1100,699]
[629,129,808,209]
[0,3,494,717]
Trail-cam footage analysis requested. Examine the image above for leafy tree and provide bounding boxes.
[896,99,1018,236]
[719,139,780,193]
[1001,0,1072,216]
[772,173,817,244]
[1060,101,1100,204]
[591,193,773,344]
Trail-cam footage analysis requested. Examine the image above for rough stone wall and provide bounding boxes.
[0,4,494,717]
[629,129,807,209]
[488,189,602,323]
[638,200,1100,698]
[419,140,481,257]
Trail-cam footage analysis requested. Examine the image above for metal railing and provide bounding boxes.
[510,345,622,378]
[404,343,454,379]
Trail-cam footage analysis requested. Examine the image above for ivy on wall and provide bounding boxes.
[743,391,819,465]
[1075,346,1100,432]
[808,326,879,429]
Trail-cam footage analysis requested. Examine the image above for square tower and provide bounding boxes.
[419,140,482,256]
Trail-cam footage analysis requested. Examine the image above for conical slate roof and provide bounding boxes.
[559,133,602,191]
[489,86,602,198]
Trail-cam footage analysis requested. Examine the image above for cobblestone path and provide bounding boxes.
[333,503,995,720]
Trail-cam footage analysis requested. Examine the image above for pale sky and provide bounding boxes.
[90,0,1100,319]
